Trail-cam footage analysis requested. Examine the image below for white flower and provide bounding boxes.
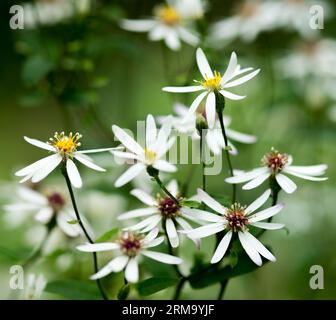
[118,180,203,248]
[111,114,176,187]
[162,48,260,128]
[4,186,83,237]
[15,132,115,188]
[77,228,183,283]
[24,273,47,300]
[158,102,257,154]
[23,0,91,29]
[225,148,328,194]
[121,0,203,51]
[184,188,285,265]
[209,0,279,44]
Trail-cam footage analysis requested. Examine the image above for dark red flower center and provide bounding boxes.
[47,192,65,211]
[225,204,248,232]
[158,197,180,218]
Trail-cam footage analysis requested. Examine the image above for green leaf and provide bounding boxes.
[136,277,179,296]
[22,55,54,85]
[45,280,102,300]
[117,284,131,300]
[229,249,238,268]
[189,248,271,289]
[95,228,119,243]
[180,200,202,209]
[67,219,79,225]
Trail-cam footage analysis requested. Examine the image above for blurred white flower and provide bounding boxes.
[4,186,82,237]
[121,0,204,50]
[118,180,203,248]
[24,273,47,300]
[225,148,328,194]
[15,132,115,188]
[77,228,182,283]
[185,188,284,265]
[111,114,176,187]
[158,102,256,155]
[23,0,90,28]
[163,48,260,128]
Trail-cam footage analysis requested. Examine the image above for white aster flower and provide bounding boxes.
[23,0,90,29]
[225,148,328,194]
[111,114,176,187]
[118,180,203,248]
[4,186,83,237]
[121,0,203,51]
[185,188,285,265]
[24,273,47,300]
[15,132,114,188]
[77,228,183,283]
[162,48,260,128]
[158,102,256,154]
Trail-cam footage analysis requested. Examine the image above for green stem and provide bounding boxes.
[173,278,187,300]
[217,279,229,300]
[200,132,206,191]
[62,166,108,300]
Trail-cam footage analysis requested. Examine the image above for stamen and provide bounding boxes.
[49,131,82,158]
[158,196,180,218]
[156,5,180,25]
[117,231,144,257]
[201,71,222,91]
[225,203,248,232]
[262,147,289,174]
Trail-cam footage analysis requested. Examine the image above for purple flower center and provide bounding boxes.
[158,197,180,218]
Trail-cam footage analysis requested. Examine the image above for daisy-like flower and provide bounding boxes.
[24,273,47,300]
[111,114,176,187]
[121,0,204,51]
[77,228,182,283]
[225,148,328,194]
[162,48,260,128]
[118,180,203,248]
[15,132,115,188]
[158,102,256,155]
[185,188,284,265]
[4,186,83,237]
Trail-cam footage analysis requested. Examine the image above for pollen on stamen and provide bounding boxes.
[144,148,157,164]
[200,71,222,91]
[262,147,289,174]
[48,131,82,157]
[117,231,144,257]
[156,5,180,26]
[225,203,249,232]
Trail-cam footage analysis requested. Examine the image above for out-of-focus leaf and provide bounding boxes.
[136,277,179,296]
[22,55,54,85]
[45,280,101,300]
[117,284,130,300]
[19,92,46,108]
[95,228,119,243]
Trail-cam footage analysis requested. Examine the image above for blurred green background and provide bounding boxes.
[0,0,335,299]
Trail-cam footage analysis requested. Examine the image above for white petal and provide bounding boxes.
[142,250,182,264]
[130,189,156,206]
[74,154,105,172]
[167,180,179,197]
[283,164,327,176]
[185,223,225,239]
[205,92,216,129]
[164,30,181,51]
[127,215,161,231]
[211,231,232,264]
[141,216,162,233]
[226,128,257,144]
[115,163,145,187]
[66,159,83,188]
[153,160,177,173]
[283,170,328,181]
[142,227,159,244]
[225,167,268,184]
[250,222,285,230]
[162,86,204,93]
[4,203,41,212]
[245,189,271,214]
[249,203,285,223]
[196,48,214,79]
[275,174,297,194]
[76,147,117,154]
[118,207,158,220]
[146,114,157,148]
[17,187,48,206]
[224,69,260,88]
[175,217,200,247]
[144,236,165,248]
[178,26,199,46]
[238,231,262,266]
[148,24,166,40]
[242,172,270,190]
[197,188,225,214]
[56,212,81,237]
[166,219,179,248]
[77,242,120,252]
[35,207,53,223]
[206,130,221,155]
[243,232,276,262]
[220,89,246,100]
[187,91,208,116]
[220,52,237,85]
[111,150,139,160]
[121,19,156,32]
[15,154,60,177]
[90,256,129,280]
[181,208,223,223]
[125,258,139,283]
[24,136,55,152]
[31,154,62,183]
[112,125,143,155]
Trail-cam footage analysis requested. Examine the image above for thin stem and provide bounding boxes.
[200,132,206,191]
[152,173,180,205]
[173,278,187,300]
[217,279,229,300]
[62,167,108,300]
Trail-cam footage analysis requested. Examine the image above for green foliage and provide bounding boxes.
[95,228,119,243]
[136,277,179,296]
[22,55,54,85]
[117,284,131,300]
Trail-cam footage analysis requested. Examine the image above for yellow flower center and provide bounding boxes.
[157,5,180,26]
[202,71,222,91]
[49,132,81,157]
[144,148,157,163]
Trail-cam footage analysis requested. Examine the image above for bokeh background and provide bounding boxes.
[0,0,335,299]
